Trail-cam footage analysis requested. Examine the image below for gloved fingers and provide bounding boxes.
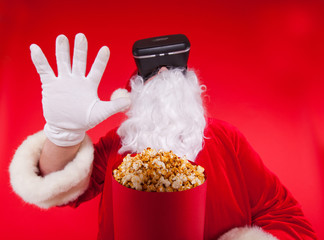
[87,46,110,84]
[55,34,72,77]
[72,33,88,76]
[30,44,55,82]
[88,97,131,127]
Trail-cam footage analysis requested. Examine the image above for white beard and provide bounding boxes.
[117,68,206,161]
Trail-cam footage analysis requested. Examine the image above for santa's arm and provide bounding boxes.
[38,138,82,176]
[9,126,121,209]
[219,128,317,240]
[9,131,94,209]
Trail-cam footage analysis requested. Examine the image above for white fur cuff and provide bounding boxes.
[9,131,94,209]
[218,226,278,240]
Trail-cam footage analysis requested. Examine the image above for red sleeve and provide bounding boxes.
[68,129,119,208]
[233,127,317,239]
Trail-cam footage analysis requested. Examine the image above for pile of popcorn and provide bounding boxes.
[113,148,205,192]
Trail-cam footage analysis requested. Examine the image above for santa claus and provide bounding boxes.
[9,33,316,240]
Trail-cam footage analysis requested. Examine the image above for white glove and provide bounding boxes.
[30,33,131,146]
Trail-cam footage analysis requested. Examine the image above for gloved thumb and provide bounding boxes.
[88,96,131,128]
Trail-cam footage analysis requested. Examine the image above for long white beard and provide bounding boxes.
[117,68,206,161]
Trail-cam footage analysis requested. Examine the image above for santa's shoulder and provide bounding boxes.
[205,117,249,145]
[206,118,242,134]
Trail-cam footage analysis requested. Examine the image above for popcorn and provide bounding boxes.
[113,148,205,192]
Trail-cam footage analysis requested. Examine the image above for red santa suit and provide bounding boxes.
[9,118,317,240]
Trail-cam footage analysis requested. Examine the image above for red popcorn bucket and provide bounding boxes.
[112,160,207,240]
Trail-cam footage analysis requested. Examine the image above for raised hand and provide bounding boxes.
[30,33,130,146]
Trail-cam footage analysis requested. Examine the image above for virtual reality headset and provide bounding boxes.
[132,34,190,81]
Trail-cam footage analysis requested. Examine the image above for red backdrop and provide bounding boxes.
[1,0,323,239]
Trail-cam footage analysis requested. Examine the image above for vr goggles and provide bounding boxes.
[132,34,190,81]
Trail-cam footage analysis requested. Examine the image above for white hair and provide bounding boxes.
[117,68,206,161]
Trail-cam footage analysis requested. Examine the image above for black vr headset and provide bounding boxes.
[132,34,190,81]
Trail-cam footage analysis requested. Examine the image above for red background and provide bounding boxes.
[1,0,323,239]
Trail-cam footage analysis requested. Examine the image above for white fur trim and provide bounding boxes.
[110,88,130,101]
[9,131,94,209]
[218,226,278,240]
